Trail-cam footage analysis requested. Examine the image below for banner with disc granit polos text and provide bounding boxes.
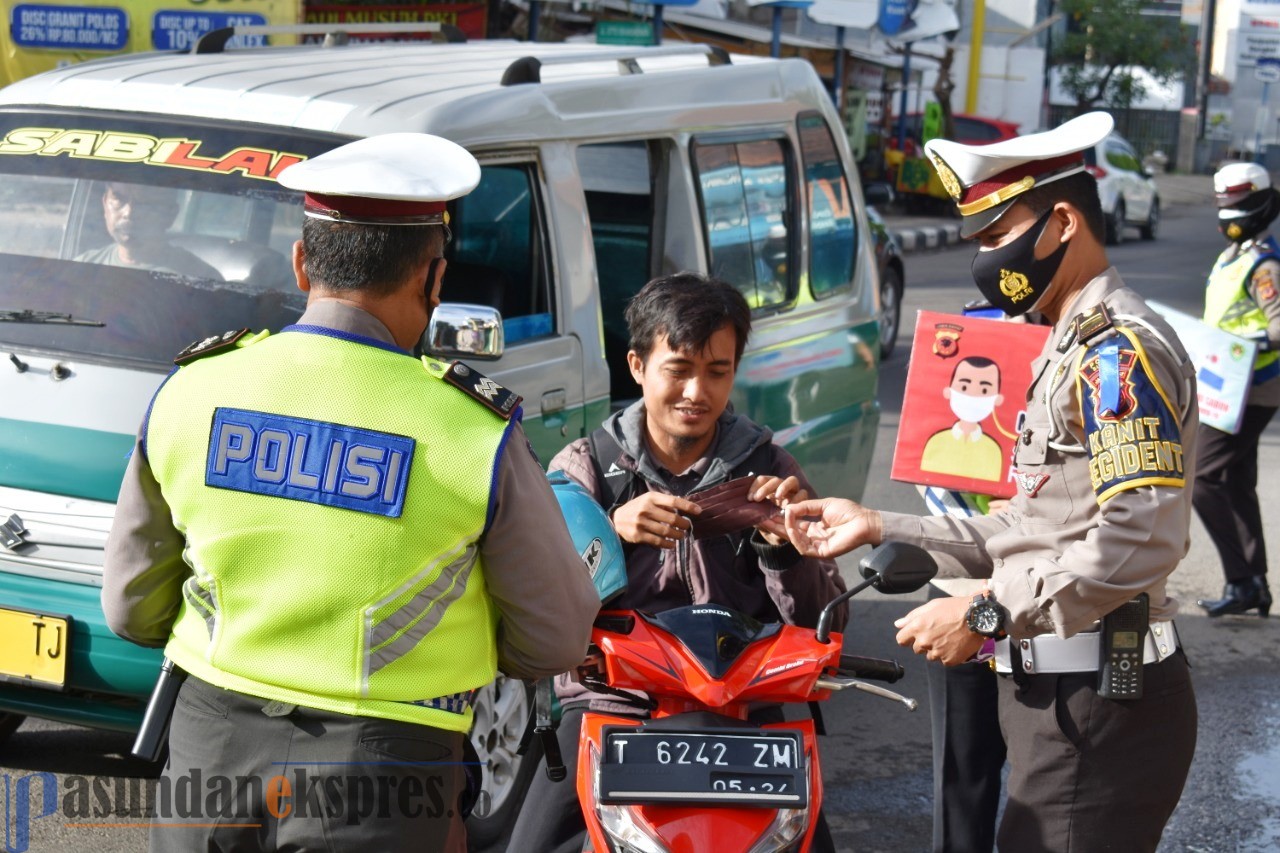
[2,0,299,88]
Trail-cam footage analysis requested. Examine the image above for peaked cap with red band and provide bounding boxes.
[276,132,480,226]
[1213,161,1271,214]
[924,112,1114,238]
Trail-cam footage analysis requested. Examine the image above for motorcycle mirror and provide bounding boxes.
[815,542,938,644]
[858,542,938,595]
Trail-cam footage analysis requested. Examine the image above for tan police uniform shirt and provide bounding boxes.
[881,268,1198,639]
[103,300,601,680]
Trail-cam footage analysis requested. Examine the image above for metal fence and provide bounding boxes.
[1048,105,1181,166]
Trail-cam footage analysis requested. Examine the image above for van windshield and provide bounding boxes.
[0,111,342,369]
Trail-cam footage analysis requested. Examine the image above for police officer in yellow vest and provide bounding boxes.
[1194,162,1280,619]
[101,133,601,853]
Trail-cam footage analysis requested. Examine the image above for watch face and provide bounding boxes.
[967,598,1005,637]
[970,605,1001,635]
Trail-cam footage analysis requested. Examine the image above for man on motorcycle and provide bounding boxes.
[509,272,848,852]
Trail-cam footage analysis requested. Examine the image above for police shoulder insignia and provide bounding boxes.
[1073,303,1114,346]
[1255,266,1279,304]
[174,329,252,365]
[1077,328,1185,504]
[442,361,522,420]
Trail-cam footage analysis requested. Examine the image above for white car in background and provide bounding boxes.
[1085,132,1160,244]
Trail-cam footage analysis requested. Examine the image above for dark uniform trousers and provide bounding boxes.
[151,675,467,853]
[927,662,1006,853]
[1193,404,1279,583]
[926,585,1006,853]
[996,651,1196,853]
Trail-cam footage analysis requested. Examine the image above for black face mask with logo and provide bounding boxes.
[1219,188,1280,244]
[970,208,1068,317]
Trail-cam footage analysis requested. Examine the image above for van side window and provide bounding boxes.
[0,175,73,258]
[577,141,656,398]
[448,163,552,344]
[692,139,792,309]
[797,113,856,298]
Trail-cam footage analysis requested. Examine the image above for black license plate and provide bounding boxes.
[598,726,807,808]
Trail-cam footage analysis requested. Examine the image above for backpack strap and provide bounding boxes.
[730,441,775,481]
[587,427,641,513]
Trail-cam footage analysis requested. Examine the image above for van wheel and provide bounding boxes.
[879,265,903,359]
[0,714,24,745]
[1106,200,1126,245]
[466,675,537,848]
[1140,198,1159,240]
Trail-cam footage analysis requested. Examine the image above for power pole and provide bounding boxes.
[1196,0,1218,141]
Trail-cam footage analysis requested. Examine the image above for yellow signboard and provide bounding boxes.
[0,0,300,88]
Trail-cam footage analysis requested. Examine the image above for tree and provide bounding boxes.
[933,43,958,141]
[1053,0,1196,115]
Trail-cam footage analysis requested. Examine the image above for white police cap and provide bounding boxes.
[924,111,1114,238]
[277,132,480,226]
[1214,161,1271,213]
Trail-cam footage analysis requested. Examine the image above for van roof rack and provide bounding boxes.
[193,22,466,54]
[500,43,730,86]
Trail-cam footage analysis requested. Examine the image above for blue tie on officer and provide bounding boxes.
[101,133,601,853]
[782,113,1199,853]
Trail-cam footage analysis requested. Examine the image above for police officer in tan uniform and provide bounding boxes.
[783,113,1198,852]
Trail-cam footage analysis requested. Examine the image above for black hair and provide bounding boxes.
[625,272,752,365]
[1018,171,1106,244]
[301,219,446,296]
[950,355,1001,388]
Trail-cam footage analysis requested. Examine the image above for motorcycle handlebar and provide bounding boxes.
[837,654,905,684]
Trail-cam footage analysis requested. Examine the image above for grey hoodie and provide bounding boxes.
[550,401,848,708]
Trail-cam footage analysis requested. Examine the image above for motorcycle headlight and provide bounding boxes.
[744,772,811,853]
[597,802,670,853]
[589,744,669,853]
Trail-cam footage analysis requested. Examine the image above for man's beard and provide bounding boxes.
[672,433,703,453]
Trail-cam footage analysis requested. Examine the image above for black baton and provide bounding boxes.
[131,657,187,762]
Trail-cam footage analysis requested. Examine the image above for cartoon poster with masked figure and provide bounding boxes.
[892,311,1051,497]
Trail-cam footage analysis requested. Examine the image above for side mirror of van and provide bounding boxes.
[864,182,895,208]
[426,303,505,360]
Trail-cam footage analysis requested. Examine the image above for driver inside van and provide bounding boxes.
[76,182,223,280]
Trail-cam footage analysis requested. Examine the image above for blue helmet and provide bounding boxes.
[548,470,627,605]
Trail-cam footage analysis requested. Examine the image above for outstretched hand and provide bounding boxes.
[782,497,881,559]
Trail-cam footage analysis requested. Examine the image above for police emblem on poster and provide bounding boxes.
[892,311,1050,498]
[932,322,963,358]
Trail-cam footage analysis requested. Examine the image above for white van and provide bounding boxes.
[0,33,884,840]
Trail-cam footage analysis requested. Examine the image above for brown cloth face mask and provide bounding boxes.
[687,476,781,539]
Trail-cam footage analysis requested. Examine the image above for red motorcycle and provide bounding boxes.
[572,542,938,853]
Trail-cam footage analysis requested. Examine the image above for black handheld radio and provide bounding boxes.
[1098,593,1149,700]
